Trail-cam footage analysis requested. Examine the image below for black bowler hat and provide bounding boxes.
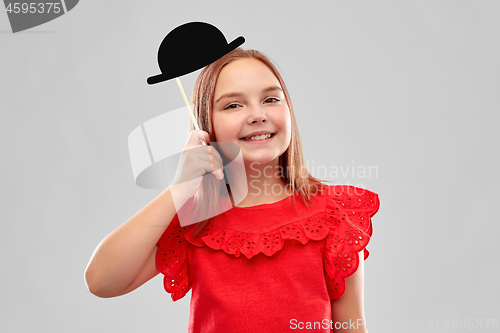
[147,22,245,85]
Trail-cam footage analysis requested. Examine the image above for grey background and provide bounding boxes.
[1,1,499,332]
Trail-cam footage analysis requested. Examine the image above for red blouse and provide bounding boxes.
[156,185,380,333]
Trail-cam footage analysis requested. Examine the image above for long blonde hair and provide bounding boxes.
[187,48,332,238]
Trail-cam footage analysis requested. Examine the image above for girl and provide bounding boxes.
[85,48,380,333]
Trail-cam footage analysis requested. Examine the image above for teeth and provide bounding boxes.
[244,133,273,141]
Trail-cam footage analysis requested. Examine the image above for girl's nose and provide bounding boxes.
[248,105,267,123]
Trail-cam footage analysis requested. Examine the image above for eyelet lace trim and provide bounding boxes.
[184,214,330,259]
[156,218,192,302]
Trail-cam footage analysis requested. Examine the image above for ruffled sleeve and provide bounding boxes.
[323,185,380,300]
[156,213,192,302]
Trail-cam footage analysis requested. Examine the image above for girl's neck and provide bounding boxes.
[233,160,294,207]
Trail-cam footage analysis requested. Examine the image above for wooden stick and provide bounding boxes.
[175,77,209,147]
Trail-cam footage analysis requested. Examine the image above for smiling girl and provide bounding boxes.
[85,48,380,333]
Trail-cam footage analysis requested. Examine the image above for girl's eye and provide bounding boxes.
[224,103,240,110]
[265,97,280,103]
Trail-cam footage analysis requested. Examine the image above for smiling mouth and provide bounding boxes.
[239,132,277,141]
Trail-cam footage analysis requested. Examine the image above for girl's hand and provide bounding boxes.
[169,130,224,203]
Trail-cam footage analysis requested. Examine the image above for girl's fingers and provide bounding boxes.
[185,131,224,179]
[185,130,210,149]
[199,145,224,171]
[208,146,224,180]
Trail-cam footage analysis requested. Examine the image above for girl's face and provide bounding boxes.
[212,58,291,165]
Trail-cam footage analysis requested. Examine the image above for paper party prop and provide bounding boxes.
[147,21,245,134]
[147,21,245,84]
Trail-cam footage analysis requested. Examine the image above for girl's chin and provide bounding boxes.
[241,154,279,165]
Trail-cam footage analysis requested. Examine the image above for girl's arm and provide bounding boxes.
[84,187,181,298]
[331,250,368,333]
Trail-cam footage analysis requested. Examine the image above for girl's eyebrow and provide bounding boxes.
[214,86,283,105]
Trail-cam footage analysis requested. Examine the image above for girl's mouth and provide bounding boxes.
[239,132,276,143]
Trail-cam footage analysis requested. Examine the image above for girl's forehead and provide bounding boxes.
[215,58,280,91]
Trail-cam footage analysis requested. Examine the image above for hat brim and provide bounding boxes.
[147,36,245,85]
